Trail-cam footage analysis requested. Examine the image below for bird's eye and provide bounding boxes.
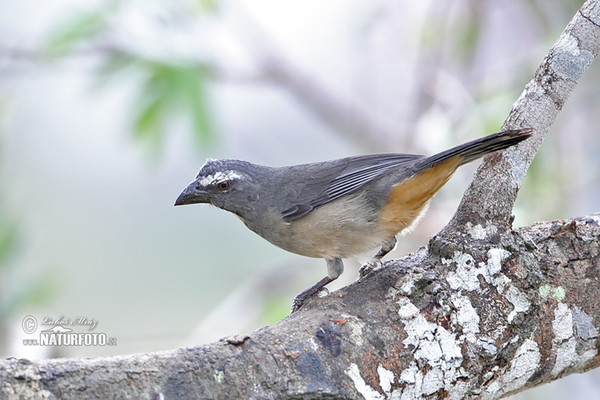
[216,180,230,191]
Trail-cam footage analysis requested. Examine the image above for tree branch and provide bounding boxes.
[2,1,599,399]
[1,213,599,399]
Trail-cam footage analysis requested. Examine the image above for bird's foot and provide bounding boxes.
[358,258,383,278]
[291,277,332,313]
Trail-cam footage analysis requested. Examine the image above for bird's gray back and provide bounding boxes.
[271,153,424,221]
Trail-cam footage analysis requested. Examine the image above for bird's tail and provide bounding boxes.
[417,128,533,171]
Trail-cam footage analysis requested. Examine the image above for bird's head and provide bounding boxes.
[174,159,264,218]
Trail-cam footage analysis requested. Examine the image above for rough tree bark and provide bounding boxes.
[2,1,600,399]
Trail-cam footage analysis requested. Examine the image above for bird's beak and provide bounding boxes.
[174,181,209,206]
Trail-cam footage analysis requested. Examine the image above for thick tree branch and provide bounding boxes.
[1,214,599,399]
[2,1,599,399]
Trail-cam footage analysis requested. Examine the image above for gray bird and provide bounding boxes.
[175,129,531,311]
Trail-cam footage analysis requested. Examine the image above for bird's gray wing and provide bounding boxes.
[280,153,422,222]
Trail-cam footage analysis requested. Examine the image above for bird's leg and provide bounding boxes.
[359,236,397,277]
[291,276,333,312]
[292,258,343,312]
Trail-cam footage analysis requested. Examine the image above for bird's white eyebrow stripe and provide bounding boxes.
[198,170,243,186]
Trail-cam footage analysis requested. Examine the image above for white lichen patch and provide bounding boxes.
[552,336,577,376]
[391,296,469,398]
[399,300,463,368]
[484,338,541,399]
[377,364,395,394]
[505,144,530,189]
[346,363,402,400]
[550,302,589,377]
[404,315,444,363]
[447,379,470,400]
[553,32,594,81]
[346,363,386,400]
[577,349,598,370]
[398,362,420,385]
[397,297,420,319]
[385,244,547,398]
[450,293,480,336]
[349,319,365,347]
[400,280,415,296]
[476,336,498,356]
[421,366,444,395]
[307,337,319,352]
[572,306,599,340]
[549,303,598,376]
[444,249,530,323]
[486,248,509,275]
[436,327,464,363]
[444,249,510,291]
[444,252,481,291]
[552,302,573,342]
[466,222,487,240]
[505,285,531,323]
[395,360,469,400]
[465,221,498,240]
[388,277,416,299]
[398,362,424,400]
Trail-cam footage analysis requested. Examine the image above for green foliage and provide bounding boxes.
[195,0,219,12]
[456,18,481,61]
[132,60,213,155]
[95,52,215,155]
[43,6,111,58]
[0,215,57,319]
[43,3,216,156]
[1,270,59,318]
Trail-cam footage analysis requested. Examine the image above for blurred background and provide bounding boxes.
[1,0,599,398]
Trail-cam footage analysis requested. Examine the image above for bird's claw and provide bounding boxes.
[291,287,330,313]
[359,258,383,278]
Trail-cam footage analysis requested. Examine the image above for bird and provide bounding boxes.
[175,128,532,311]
